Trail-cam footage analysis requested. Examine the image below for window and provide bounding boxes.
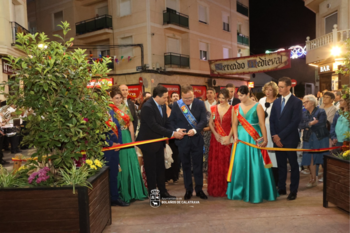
[100,50,110,57]
[222,13,229,32]
[120,0,131,17]
[167,37,181,53]
[166,0,178,12]
[237,23,242,33]
[198,4,207,24]
[53,11,63,31]
[199,42,208,60]
[119,36,133,57]
[223,47,230,59]
[29,21,37,34]
[97,6,108,16]
[325,12,337,34]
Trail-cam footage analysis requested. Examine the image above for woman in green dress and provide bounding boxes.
[110,89,148,203]
[227,85,278,203]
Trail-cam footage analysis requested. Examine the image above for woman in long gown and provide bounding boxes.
[110,89,148,203]
[207,89,233,197]
[227,85,278,203]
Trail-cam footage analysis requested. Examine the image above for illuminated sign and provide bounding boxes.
[248,82,254,88]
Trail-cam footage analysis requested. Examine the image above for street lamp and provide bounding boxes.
[331,46,341,57]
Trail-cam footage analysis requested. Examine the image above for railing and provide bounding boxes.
[237,2,249,17]
[306,25,350,51]
[223,22,230,32]
[76,15,112,35]
[164,52,190,68]
[237,33,249,46]
[11,22,31,45]
[163,9,189,29]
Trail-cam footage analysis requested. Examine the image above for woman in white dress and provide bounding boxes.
[258,81,278,185]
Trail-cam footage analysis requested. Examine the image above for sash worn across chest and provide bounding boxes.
[211,105,227,137]
[109,104,130,127]
[177,99,198,128]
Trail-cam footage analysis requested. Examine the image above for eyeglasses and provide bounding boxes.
[183,97,193,101]
[303,101,309,105]
[264,102,271,118]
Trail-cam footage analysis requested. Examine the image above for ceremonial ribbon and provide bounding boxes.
[227,139,343,182]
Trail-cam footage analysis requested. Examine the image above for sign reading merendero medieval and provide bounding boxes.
[208,50,291,76]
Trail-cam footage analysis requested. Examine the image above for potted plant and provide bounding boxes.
[0,22,114,232]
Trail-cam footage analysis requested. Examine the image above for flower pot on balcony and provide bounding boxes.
[323,155,350,212]
[0,166,111,233]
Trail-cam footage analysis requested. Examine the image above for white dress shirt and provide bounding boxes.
[281,92,292,105]
[204,100,217,112]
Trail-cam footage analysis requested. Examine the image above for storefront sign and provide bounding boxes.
[87,78,113,88]
[209,51,291,76]
[2,62,15,74]
[319,64,333,73]
[192,85,207,100]
[127,84,143,100]
[159,84,181,98]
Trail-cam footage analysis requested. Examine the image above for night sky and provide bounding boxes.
[249,0,316,55]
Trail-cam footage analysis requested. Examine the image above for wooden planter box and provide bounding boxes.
[323,155,350,212]
[0,166,111,233]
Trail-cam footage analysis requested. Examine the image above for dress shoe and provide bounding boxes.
[287,192,297,200]
[160,191,176,200]
[196,190,208,199]
[184,190,192,200]
[111,199,130,206]
[278,189,287,195]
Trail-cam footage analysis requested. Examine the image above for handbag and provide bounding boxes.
[164,144,173,169]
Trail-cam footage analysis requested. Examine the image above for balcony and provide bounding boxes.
[76,15,112,36]
[223,22,230,32]
[237,33,249,46]
[11,22,31,46]
[164,53,190,68]
[163,8,189,31]
[237,2,249,17]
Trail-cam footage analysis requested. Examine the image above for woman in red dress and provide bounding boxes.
[207,89,233,197]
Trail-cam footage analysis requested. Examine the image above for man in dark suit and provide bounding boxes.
[137,85,184,199]
[119,84,138,133]
[169,85,208,200]
[270,77,302,201]
[226,83,240,106]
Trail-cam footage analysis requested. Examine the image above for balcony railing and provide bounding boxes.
[76,14,112,35]
[163,9,189,29]
[164,52,190,68]
[11,22,31,45]
[223,22,230,32]
[306,25,350,51]
[237,33,249,46]
[237,2,249,17]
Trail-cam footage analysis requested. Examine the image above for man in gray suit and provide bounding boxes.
[119,84,138,133]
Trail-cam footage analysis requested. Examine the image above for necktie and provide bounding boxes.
[281,97,285,113]
[229,99,232,105]
[187,105,191,110]
[158,105,163,117]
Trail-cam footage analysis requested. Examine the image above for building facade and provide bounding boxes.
[305,0,350,92]
[0,0,29,100]
[28,0,250,98]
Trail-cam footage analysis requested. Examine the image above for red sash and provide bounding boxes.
[234,104,272,168]
[109,104,130,127]
[211,105,227,137]
[105,119,119,139]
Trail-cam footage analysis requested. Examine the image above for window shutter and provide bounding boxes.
[97,6,108,16]
[167,38,180,53]
[222,14,229,23]
[120,0,131,17]
[223,48,229,59]
[199,42,207,52]
[325,12,337,34]
[120,36,133,57]
[199,5,207,23]
[166,0,178,11]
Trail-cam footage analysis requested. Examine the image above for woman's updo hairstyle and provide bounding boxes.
[110,85,122,99]
[237,85,249,95]
[218,88,230,99]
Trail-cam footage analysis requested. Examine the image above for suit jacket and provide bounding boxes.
[169,98,207,148]
[229,98,241,106]
[136,98,173,154]
[270,94,302,147]
[127,99,138,133]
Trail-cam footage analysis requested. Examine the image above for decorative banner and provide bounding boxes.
[159,84,181,99]
[127,84,143,100]
[192,85,207,100]
[87,78,113,88]
[209,50,291,76]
